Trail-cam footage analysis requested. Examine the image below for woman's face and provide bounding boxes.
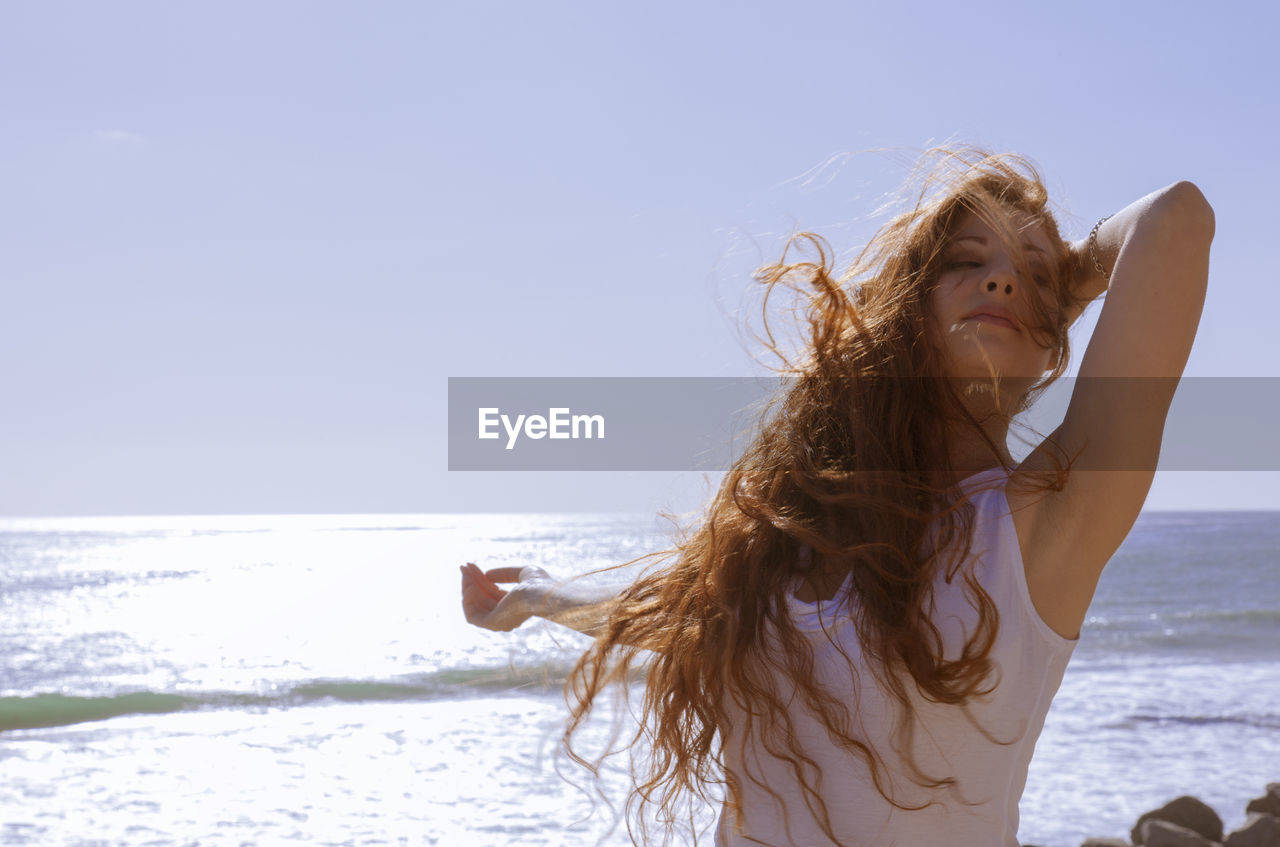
[927,208,1062,388]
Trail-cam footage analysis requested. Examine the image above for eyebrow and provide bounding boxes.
[950,235,1047,257]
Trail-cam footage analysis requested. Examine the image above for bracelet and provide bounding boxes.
[1088,214,1114,282]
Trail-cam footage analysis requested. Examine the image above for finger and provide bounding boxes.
[474,578,504,604]
[461,567,502,607]
[461,581,497,615]
[465,564,507,602]
[462,563,497,592]
[483,567,525,584]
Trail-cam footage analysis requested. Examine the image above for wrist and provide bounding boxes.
[1068,238,1108,300]
[1056,239,1106,330]
[513,578,551,620]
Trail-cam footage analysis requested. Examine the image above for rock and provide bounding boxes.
[1225,813,1280,847]
[1082,838,1133,847]
[1140,820,1222,847]
[1246,785,1280,819]
[1133,797,1225,845]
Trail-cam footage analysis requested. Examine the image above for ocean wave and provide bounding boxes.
[1087,608,1280,627]
[1126,712,1280,730]
[0,662,596,733]
[1176,608,1280,624]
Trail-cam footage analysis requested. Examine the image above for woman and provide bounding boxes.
[460,147,1214,846]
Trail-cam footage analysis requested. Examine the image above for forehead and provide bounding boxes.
[947,209,1054,256]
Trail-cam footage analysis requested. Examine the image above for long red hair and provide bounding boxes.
[561,146,1082,845]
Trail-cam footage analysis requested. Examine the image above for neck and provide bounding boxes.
[936,381,1019,485]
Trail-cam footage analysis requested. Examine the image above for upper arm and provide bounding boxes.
[1014,182,1215,628]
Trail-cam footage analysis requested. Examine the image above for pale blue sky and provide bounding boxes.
[2,1,1277,516]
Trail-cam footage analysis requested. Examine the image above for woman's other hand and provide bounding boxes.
[1060,236,1111,330]
[459,562,553,632]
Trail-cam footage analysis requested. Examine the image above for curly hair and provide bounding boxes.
[560,146,1084,846]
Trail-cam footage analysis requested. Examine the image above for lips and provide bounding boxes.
[963,310,1020,331]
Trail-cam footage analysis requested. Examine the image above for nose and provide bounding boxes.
[984,257,1019,296]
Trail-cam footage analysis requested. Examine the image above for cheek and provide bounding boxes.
[923,300,949,341]
[925,285,953,323]
[931,276,969,314]
[922,313,960,369]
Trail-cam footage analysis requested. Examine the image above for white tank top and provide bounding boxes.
[715,467,1078,846]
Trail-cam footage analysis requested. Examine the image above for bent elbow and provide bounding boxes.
[1162,180,1216,240]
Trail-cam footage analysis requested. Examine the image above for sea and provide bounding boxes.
[1,509,1277,847]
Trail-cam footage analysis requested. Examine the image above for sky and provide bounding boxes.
[2,0,1278,517]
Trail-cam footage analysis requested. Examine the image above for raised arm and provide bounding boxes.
[460,562,621,637]
[1016,181,1215,637]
